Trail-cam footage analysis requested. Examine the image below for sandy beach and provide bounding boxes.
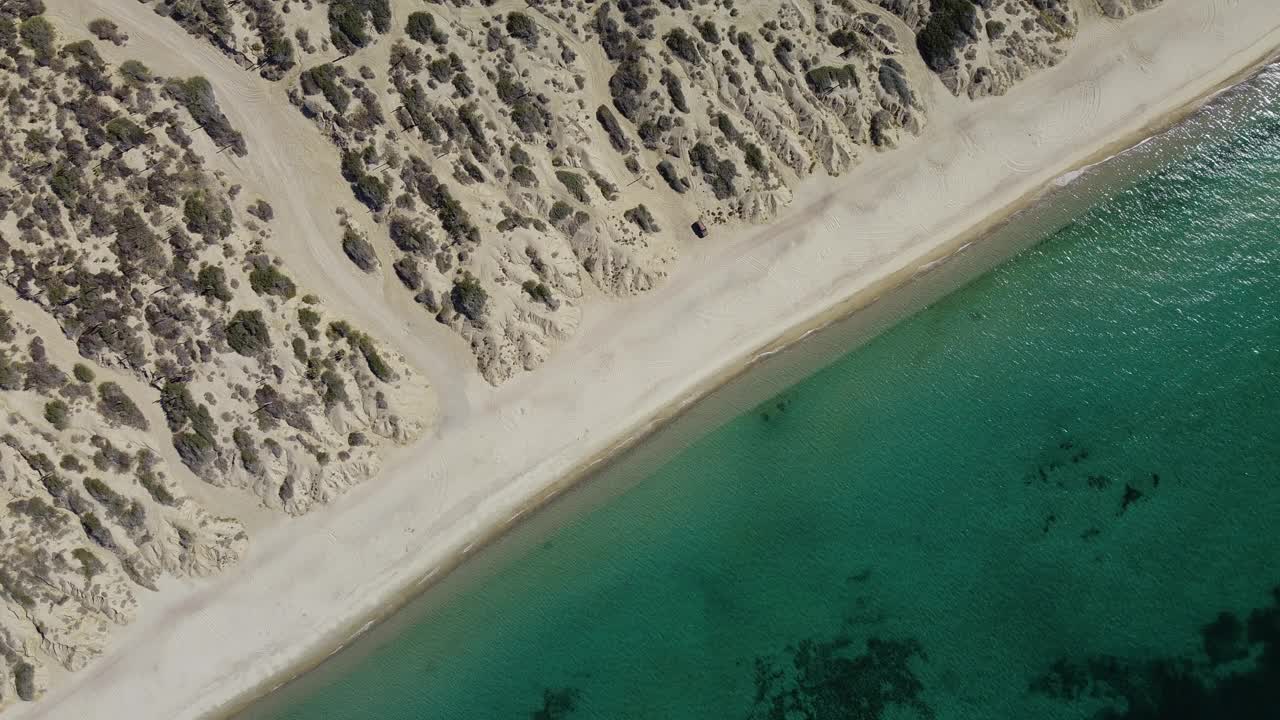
[14,1,1280,718]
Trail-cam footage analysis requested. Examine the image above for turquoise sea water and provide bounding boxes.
[251,68,1280,720]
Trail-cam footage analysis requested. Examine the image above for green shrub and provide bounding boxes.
[522,280,554,307]
[226,310,272,356]
[44,399,70,430]
[19,15,55,64]
[662,70,689,113]
[595,105,631,152]
[97,382,148,430]
[698,20,721,44]
[300,63,350,113]
[328,0,392,53]
[509,145,532,166]
[916,0,978,73]
[590,171,618,201]
[233,427,261,472]
[341,228,378,272]
[249,260,297,299]
[388,215,435,255]
[506,12,538,45]
[88,18,121,43]
[511,165,538,187]
[298,307,321,340]
[549,200,573,223]
[555,171,590,203]
[406,11,447,45]
[166,76,246,155]
[657,160,689,194]
[197,265,234,302]
[183,190,234,240]
[8,496,65,532]
[664,28,700,64]
[73,363,95,383]
[743,142,769,178]
[624,204,660,233]
[137,468,176,506]
[119,59,152,85]
[353,173,389,212]
[84,476,146,529]
[173,430,217,469]
[688,142,738,200]
[353,334,393,382]
[14,661,35,701]
[804,64,858,93]
[72,547,106,580]
[451,273,488,322]
[104,117,148,148]
[829,29,864,54]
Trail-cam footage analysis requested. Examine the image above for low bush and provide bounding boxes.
[804,64,858,94]
[226,310,272,356]
[624,204,660,233]
[451,273,488,323]
[506,12,538,45]
[664,27,700,64]
[916,0,978,73]
[522,280,554,307]
[657,160,689,194]
[595,105,631,152]
[165,76,246,155]
[197,265,234,303]
[511,164,538,187]
[73,547,106,580]
[249,258,297,299]
[406,12,448,45]
[555,171,590,203]
[73,363,95,383]
[97,382,148,430]
[688,142,738,200]
[341,228,378,271]
[119,60,152,86]
[88,18,122,43]
[19,15,55,65]
[300,64,350,113]
[44,399,70,430]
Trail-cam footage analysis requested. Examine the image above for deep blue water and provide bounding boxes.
[252,68,1280,720]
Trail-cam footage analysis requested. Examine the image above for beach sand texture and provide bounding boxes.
[13,0,1280,718]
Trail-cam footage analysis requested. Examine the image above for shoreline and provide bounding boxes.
[15,3,1280,719]
[241,47,1280,720]
[232,28,1280,719]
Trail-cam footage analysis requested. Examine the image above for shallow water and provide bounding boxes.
[252,68,1280,720]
